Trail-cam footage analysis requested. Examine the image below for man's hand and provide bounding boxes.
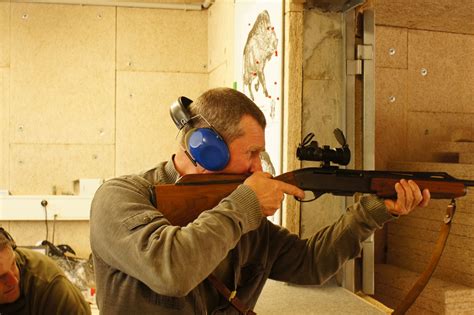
[244,171,305,217]
[384,179,431,215]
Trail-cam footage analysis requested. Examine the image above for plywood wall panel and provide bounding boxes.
[0,2,9,67]
[375,68,407,169]
[0,69,8,190]
[115,71,208,176]
[406,112,473,161]
[407,30,474,113]
[375,26,407,69]
[9,144,115,195]
[208,1,234,75]
[117,7,207,73]
[375,0,474,35]
[10,3,116,145]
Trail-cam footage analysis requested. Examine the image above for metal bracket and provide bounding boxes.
[357,44,373,60]
[347,60,362,75]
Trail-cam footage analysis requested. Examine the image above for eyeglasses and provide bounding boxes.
[0,228,17,250]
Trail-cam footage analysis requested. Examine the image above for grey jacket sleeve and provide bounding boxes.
[90,175,262,297]
[267,195,395,285]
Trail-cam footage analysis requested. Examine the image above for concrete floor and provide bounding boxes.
[255,279,390,315]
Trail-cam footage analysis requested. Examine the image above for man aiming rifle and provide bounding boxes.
[90,87,430,314]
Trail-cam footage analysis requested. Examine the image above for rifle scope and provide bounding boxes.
[297,129,351,166]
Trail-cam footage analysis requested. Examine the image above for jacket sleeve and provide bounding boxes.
[90,176,263,297]
[267,195,395,285]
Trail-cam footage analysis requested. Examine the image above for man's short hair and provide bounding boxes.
[0,228,16,251]
[184,87,267,144]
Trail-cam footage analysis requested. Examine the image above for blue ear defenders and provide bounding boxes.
[170,96,230,171]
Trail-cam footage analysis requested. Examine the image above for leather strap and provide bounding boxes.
[207,274,256,315]
[393,199,456,315]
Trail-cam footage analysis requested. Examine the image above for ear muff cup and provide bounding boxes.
[185,128,230,171]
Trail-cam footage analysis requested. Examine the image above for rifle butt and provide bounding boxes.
[155,183,241,226]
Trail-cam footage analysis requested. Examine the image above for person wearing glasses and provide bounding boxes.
[0,228,91,315]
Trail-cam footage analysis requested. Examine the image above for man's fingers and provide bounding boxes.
[420,189,431,207]
[408,180,423,206]
[278,181,305,199]
[394,182,406,213]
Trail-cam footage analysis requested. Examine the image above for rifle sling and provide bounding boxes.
[393,200,456,315]
[207,274,256,315]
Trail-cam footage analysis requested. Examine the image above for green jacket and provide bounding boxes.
[90,160,395,314]
[0,247,91,315]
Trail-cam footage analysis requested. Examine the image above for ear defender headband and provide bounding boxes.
[0,228,17,250]
[170,96,230,171]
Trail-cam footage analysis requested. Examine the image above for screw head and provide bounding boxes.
[388,95,396,103]
[421,68,428,76]
[388,48,396,56]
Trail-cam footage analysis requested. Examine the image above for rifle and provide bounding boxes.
[154,129,474,315]
[155,129,474,227]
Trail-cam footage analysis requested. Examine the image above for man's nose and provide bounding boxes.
[5,272,19,286]
[250,156,263,173]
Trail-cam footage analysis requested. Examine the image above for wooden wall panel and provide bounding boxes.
[115,71,208,175]
[9,144,115,195]
[375,26,407,69]
[406,112,473,161]
[0,2,9,67]
[407,30,473,113]
[209,61,233,89]
[0,69,8,189]
[117,7,207,73]
[208,1,234,75]
[10,3,116,144]
[374,68,407,169]
[375,0,474,35]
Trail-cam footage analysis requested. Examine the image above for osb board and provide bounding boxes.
[303,10,343,81]
[8,221,91,258]
[115,71,208,176]
[375,264,474,314]
[208,0,234,74]
[407,30,474,114]
[375,0,474,35]
[10,3,115,144]
[385,161,474,287]
[0,2,9,67]
[0,69,8,189]
[406,112,473,161]
[460,153,474,164]
[116,7,207,73]
[9,144,115,195]
[387,235,473,286]
[374,68,407,169]
[435,141,474,153]
[375,26,407,69]
[451,129,474,142]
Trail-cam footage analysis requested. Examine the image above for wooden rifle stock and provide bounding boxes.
[154,169,474,226]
